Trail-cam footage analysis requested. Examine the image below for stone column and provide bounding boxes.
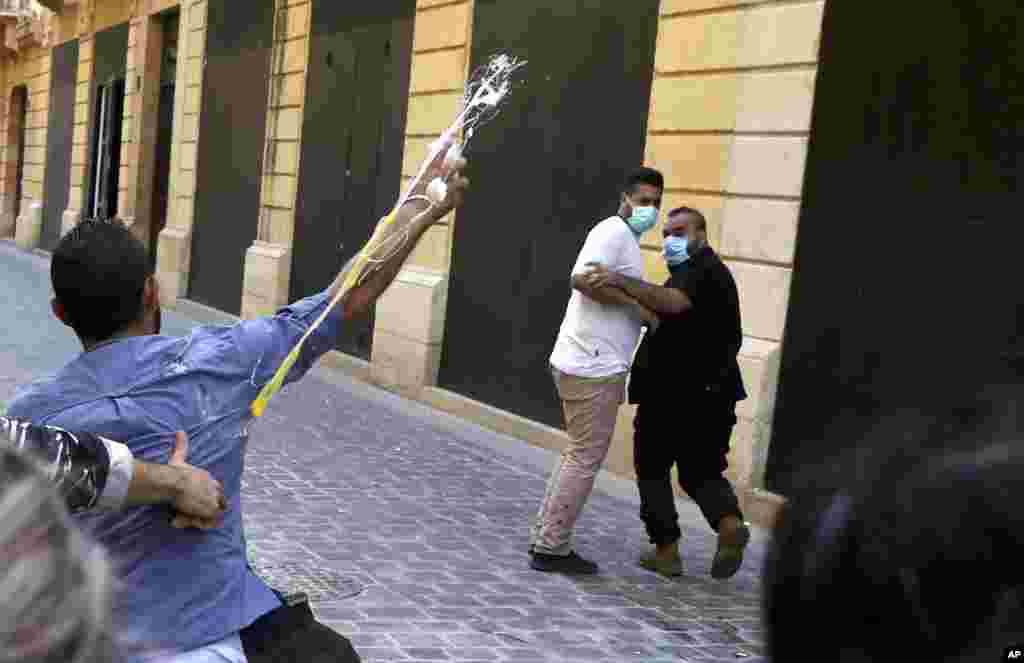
[117,4,163,248]
[12,24,53,250]
[154,0,207,306]
[639,1,826,506]
[240,0,310,319]
[61,0,94,236]
[368,0,474,395]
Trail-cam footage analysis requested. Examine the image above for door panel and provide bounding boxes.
[149,11,179,260]
[290,1,414,359]
[150,82,175,259]
[11,86,25,222]
[766,2,1023,494]
[85,23,128,222]
[41,39,78,249]
[437,0,660,427]
[188,0,274,314]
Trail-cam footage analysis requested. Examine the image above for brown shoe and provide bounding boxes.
[711,519,750,579]
[639,548,683,577]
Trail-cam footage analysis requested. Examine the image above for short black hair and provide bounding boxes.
[51,219,153,342]
[623,167,664,196]
[668,206,707,232]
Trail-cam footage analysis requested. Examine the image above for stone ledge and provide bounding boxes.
[155,226,192,306]
[318,349,372,385]
[415,385,784,529]
[170,297,239,326]
[373,266,448,345]
[422,385,571,456]
[14,201,41,250]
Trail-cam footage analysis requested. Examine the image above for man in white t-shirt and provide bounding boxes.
[529,167,664,574]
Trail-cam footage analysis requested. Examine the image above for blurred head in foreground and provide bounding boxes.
[0,446,113,663]
[765,442,1024,662]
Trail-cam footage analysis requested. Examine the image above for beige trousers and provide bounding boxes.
[530,367,626,556]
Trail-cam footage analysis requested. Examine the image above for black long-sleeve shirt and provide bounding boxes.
[629,245,748,404]
[0,415,132,512]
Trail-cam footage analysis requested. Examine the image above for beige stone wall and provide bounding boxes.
[118,1,174,248]
[240,0,310,320]
[154,0,206,305]
[54,5,79,44]
[369,1,825,511]
[400,0,472,272]
[60,0,191,257]
[59,0,138,244]
[368,0,473,393]
[93,0,132,33]
[62,0,95,234]
[632,0,826,500]
[0,39,53,247]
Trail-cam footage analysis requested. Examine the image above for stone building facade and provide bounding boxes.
[1,0,830,525]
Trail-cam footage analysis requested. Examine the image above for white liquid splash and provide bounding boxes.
[376,54,527,258]
[459,53,528,152]
[398,53,527,210]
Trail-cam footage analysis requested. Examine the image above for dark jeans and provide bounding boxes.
[633,392,743,545]
[240,595,361,663]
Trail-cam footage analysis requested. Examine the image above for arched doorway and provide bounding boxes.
[3,85,28,238]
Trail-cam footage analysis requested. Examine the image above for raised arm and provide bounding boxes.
[333,140,469,319]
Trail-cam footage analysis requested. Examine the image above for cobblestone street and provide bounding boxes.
[1,240,769,662]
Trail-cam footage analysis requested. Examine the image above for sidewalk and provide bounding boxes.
[0,240,768,662]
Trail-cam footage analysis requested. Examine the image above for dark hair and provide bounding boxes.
[623,167,664,196]
[51,219,153,342]
[668,206,707,232]
[765,442,1024,662]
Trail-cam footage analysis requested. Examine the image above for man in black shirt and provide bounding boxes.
[583,206,751,579]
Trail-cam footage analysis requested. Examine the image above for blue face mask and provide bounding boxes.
[663,235,690,266]
[626,205,659,236]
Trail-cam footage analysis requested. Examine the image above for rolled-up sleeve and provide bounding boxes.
[95,436,134,510]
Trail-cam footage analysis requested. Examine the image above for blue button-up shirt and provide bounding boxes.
[7,289,344,655]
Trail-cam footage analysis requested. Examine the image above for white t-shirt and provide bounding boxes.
[550,216,645,378]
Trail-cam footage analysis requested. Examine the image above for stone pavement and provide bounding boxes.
[0,240,769,662]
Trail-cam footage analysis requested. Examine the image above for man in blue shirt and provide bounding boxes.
[8,144,468,662]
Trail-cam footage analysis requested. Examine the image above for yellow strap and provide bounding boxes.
[250,207,400,417]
